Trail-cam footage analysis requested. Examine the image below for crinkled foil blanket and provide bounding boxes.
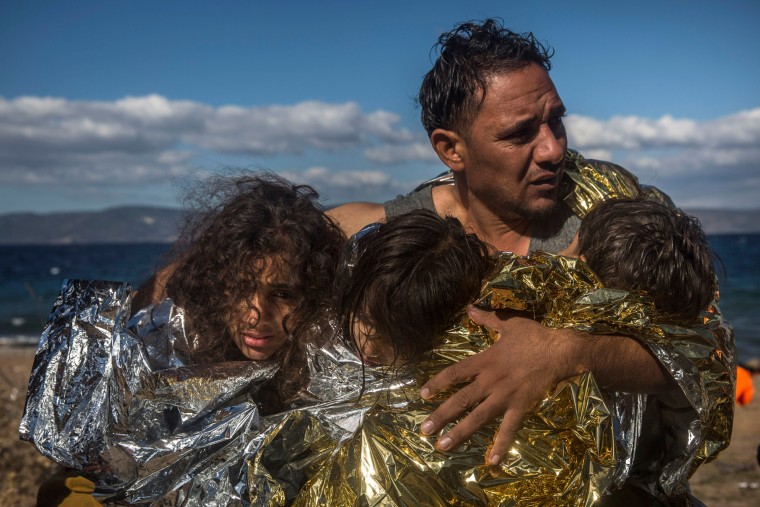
[20,152,734,506]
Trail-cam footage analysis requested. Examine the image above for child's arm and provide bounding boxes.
[131,260,177,314]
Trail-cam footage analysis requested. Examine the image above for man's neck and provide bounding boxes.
[431,185,533,254]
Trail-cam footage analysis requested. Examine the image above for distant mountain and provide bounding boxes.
[0,206,184,245]
[0,206,758,245]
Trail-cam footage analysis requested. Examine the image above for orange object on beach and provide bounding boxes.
[736,366,754,406]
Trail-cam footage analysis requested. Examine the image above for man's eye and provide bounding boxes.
[549,114,566,127]
[503,122,541,142]
[273,290,295,299]
[509,128,538,143]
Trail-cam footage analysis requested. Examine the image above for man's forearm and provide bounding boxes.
[559,327,675,393]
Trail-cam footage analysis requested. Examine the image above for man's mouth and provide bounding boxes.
[530,169,563,187]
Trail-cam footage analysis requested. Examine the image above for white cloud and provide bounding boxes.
[195,101,363,154]
[190,101,419,155]
[566,108,760,150]
[564,108,760,208]
[281,166,409,202]
[364,141,438,164]
[362,110,417,144]
[1,94,758,210]
[0,95,418,186]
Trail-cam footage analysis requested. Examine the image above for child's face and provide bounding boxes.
[351,319,408,367]
[230,258,297,361]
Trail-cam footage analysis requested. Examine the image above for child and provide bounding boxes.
[337,210,494,366]
[26,173,347,505]
[141,172,346,407]
[576,197,716,324]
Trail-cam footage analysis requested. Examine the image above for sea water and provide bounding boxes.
[0,243,171,342]
[1,236,758,361]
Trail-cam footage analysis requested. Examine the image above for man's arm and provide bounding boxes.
[419,306,674,465]
[327,202,386,237]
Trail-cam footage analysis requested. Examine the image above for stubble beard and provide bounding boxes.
[514,195,561,220]
[480,186,561,223]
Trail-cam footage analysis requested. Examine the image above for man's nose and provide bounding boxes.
[534,123,566,167]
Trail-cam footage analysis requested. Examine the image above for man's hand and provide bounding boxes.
[420,306,580,465]
[419,306,672,465]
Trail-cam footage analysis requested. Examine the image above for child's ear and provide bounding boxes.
[559,233,580,258]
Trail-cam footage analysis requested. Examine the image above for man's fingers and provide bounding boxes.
[434,397,505,451]
[420,380,483,435]
[487,410,524,466]
[420,356,476,400]
[466,305,503,328]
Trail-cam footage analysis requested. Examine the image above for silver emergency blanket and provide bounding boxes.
[19,279,404,505]
[19,280,279,503]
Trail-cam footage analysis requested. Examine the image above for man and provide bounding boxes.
[328,19,733,504]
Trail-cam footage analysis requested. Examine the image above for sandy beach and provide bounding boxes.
[0,347,57,507]
[1,346,758,506]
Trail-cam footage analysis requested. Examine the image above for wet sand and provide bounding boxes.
[1,346,758,506]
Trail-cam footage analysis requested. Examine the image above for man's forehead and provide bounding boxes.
[506,98,565,126]
[478,67,564,121]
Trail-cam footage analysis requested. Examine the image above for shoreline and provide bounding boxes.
[2,346,758,505]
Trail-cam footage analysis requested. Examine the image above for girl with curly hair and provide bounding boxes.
[137,172,346,408]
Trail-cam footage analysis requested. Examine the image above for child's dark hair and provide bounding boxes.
[165,172,345,408]
[578,198,716,324]
[338,209,494,365]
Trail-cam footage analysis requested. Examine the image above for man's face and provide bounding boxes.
[459,64,567,221]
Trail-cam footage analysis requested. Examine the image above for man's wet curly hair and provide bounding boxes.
[164,172,345,407]
[419,18,554,136]
[578,198,716,324]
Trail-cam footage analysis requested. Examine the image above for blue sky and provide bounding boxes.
[1,0,758,214]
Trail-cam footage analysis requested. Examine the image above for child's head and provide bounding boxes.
[578,198,716,324]
[339,210,494,366]
[166,172,345,363]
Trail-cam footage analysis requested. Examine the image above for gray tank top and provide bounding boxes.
[383,185,579,254]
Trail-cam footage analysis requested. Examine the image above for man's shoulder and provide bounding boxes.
[328,176,449,237]
[327,202,386,237]
[384,185,438,218]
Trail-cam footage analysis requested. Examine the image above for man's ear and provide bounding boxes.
[430,128,467,172]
